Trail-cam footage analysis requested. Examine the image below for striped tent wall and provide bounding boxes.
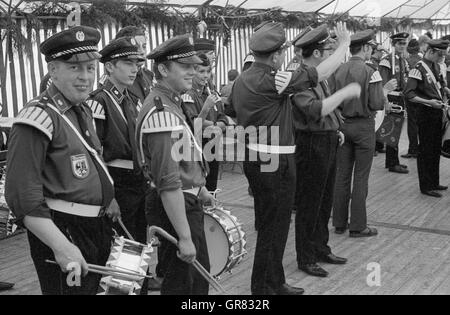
[1,18,449,118]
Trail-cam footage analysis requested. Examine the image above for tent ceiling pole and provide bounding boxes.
[315,0,337,14]
[336,0,366,19]
[420,0,450,20]
[405,0,438,19]
[381,0,414,18]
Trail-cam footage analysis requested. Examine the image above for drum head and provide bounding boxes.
[204,213,229,277]
[375,110,385,131]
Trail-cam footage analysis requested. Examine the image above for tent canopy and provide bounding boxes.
[1,0,449,20]
[155,0,450,20]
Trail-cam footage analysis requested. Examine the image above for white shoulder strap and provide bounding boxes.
[46,103,114,185]
[418,61,443,100]
[104,89,128,124]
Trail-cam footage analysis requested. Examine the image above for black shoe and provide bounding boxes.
[389,166,409,174]
[377,148,386,154]
[298,264,329,278]
[374,151,378,157]
[318,254,348,265]
[273,284,305,295]
[435,185,448,191]
[335,227,348,235]
[349,227,378,238]
[0,282,14,291]
[399,164,408,169]
[421,191,443,198]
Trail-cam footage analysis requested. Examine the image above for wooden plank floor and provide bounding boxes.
[1,131,450,295]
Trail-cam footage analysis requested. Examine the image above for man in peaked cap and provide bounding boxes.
[379,32,411,172]
[331,30,385,239]
[115,26,154,103]
[292,24,361,278]
[6,26,121,295]
[286,26,313,72]
[231,21,352,295]
[137,34,216,295]
[405,39,450,198]
[87,37,149,260]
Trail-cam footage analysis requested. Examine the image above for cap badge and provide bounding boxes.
[76,31,85,42]
[131,38,137,46]
[189,37,194,45]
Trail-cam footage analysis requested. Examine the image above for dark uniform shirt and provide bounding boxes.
[407,53,422,69]
[293,76,342,132]
[329,56,385,118]
[182,80,228,126]
[231,62,319,147]
[87,78,142,166]
[137,83,207,194]
[129,67,154,103]
[405,58,446,102]
[5,84,110,223]
[379,53,410,92]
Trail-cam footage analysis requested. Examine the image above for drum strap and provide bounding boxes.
[418,61,443,101]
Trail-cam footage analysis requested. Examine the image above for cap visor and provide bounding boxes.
[64,51,101,63]
[177,55,203,65]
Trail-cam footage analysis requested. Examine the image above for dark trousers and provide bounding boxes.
[244,155,296,295]
[386,145,400,168]
[206,160,219,192]
[159,193,210,295]
[109,168,148,244]
[417,105,442,192]
[295,131,337,266]
[144,186,168,279]
[406,100,419,155]
[28,212,113,295]
[334,118,375,232]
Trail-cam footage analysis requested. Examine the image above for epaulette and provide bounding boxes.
[370,70,383,84]
[86,99,106,120]
[409,69,423,81]
[379,59,391,69]
[275,71,293,95]
[14,100,54,140]
[141,106,184,134]
[181,94,195,104]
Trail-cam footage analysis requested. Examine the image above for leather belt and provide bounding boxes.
[45,198,104,218]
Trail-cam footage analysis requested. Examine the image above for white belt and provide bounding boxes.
[107,159,134,170]
[182,187,202,197]
[248,144,296,155]
[45,198,103,218]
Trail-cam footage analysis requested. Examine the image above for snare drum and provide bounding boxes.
[203,207,247,279]
[98,237,153,295]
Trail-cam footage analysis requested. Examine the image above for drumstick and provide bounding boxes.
[117,218,135,241]
[45,260,152,281]
[148,226,227,294]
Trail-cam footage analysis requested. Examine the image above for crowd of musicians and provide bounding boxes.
[1,20,450,295]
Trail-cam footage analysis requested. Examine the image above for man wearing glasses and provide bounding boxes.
[292,25,361,278]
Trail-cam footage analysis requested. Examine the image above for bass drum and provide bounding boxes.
[375,110,385,131]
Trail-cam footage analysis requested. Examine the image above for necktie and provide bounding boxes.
[399,56,406,90]
[121,97,140,173]
[72,105,115,208]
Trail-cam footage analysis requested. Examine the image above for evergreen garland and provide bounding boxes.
[0,0,445,49]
